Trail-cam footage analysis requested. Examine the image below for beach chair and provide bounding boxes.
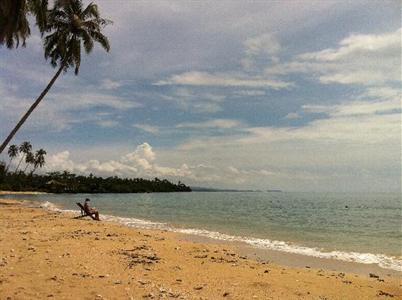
[75,202,98,220]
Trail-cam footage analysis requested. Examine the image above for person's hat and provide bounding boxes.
[85,198,90,201]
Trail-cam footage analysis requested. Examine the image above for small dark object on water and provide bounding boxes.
[345,205,349,209]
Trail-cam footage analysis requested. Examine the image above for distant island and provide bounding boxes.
[191,187,282,192]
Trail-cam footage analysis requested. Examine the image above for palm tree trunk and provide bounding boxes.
[15,155,25,173]
[0,64,64,154]
[31,166,37,176]
[5,157,13,173]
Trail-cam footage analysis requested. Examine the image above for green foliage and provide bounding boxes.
[0,169,191,193]
[0,0,30,48]
[44,0,111,74]
[0,142,190,193]
[0,0,48,48]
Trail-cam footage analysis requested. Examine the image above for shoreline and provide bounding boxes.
[4,196,402,274]
[1,198,401,299]
[180,234,401,278]
[0,191,48,195]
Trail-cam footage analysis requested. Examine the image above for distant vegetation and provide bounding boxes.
[0,169,191,193]
[5,141,47,175]
[0,142,191,193]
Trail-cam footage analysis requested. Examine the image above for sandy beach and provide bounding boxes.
[0,199,400,300]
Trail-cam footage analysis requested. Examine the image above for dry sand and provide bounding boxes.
[0,199,400,300]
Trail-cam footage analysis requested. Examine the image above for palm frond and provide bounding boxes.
[72,38,81,74]
[82,3,98,19]
[90,30,110,52]
[80,29,93,53]
[41,0,111,73]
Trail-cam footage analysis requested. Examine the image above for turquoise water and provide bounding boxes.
[5,191,402,270]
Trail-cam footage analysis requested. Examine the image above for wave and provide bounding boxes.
[41,201,402,272]
[39,201,60,210]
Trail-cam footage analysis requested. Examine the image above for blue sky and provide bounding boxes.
[0,0,400,191]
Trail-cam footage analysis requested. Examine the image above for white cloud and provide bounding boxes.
[96,120,119,128]
[241,33,281,70]
[0,80,140,132]
[176,119,242,129]
[100,79,123,90]
[44,142,279,187]
[50,91,140,111]
[234,90,266,96]
[244,33,281,58]
[303,95,401,117]
[123,143,156,162]
[47,143,155,177]
[161,87,226,113]
[298,29,400,62]
[172,92,401,191]
[265,27,401,86]
[44,143,209,182]
[42,89,401,192]
[360,86,400,100]
[133,124,160,134]
[155,71,292,89]
[154,32,290,95]
[284,112,300,120]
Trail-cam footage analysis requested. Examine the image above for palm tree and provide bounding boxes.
[0,0,48,48]
[15,141,32,173]
[0,0,111,154]
[6,144,19,173]
[23,151,35,173]
[31,148,47,175]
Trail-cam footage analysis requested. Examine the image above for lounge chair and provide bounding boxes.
[75,202,99,220]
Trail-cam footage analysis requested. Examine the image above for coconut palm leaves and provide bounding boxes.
[23,151,35,173]
[0,0,48,48]
[44,0,111,74]
[31,148,47,175]
[5,142,47,174]
[0,0,111,154]
[6,144,19,173]
[15,141,32,173]
[0,0,30,48]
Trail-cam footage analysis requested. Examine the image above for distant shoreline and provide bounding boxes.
[0,190,48,195]
[191,187,282,192]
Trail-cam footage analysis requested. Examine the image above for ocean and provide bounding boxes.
[5,191,401,271]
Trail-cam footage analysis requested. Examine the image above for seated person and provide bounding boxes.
[83,198,100,221]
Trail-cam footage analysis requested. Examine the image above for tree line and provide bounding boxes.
[0,143,191,193]
[0,168,191,194]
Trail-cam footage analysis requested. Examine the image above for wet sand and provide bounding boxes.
[182,234,401,278]
[0,199,401,299]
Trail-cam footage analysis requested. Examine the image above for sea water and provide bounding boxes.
[5,191,401,271]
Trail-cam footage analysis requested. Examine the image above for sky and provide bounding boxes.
[0,0,401,192]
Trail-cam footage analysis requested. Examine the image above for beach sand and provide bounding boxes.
[0,199,400,299]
